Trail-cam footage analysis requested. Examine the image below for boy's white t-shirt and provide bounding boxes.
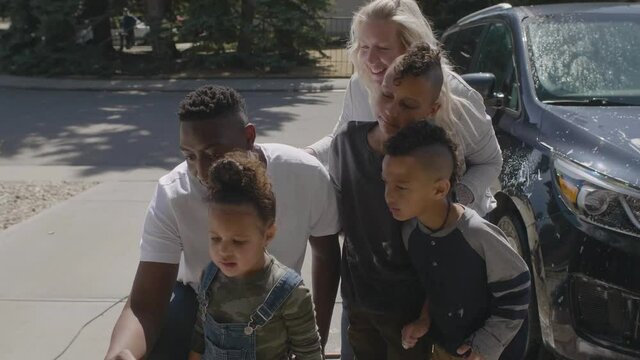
[139,143,340,289]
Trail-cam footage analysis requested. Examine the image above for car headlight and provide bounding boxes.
[553,157,640,236]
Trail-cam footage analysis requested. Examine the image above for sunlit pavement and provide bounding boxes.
[0,82,344,358]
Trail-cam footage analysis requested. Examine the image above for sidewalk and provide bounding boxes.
[0,74,350,93]
[0,75,345,358]
[0,169,343,358]
[0,180,153,359]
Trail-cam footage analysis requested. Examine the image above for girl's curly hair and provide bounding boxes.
[207,151,275,225]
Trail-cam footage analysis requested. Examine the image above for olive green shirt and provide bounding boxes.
[191,255,322,360]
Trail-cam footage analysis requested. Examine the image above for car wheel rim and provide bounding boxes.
[497,216,522,254]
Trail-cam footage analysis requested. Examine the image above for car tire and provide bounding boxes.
[491,205,543,360]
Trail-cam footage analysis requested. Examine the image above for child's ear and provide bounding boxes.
[434,178,451,199]
[264,222,277,246]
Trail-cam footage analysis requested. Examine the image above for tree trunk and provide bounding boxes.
[6,0,38,50]
[275,28,296,61]
[237,0,256,56]
[74,0,112,55]
[145,0,176,59]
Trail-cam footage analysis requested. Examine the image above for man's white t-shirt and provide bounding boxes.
[140,143,341,289]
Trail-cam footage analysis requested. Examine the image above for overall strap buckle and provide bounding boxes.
[245,269,303,334]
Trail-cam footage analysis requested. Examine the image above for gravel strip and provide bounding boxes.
[0,181,99,230]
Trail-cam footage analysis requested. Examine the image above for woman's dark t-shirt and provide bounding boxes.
[329,121,424,318]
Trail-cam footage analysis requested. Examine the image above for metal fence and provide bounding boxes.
[316,17,354,77]
[108,15,355,77]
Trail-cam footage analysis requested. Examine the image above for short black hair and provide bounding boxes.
[393,42,443,96]
[385,120,460,187]
[178,85,248,126]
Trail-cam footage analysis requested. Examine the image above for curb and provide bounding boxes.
[0,75,349,93]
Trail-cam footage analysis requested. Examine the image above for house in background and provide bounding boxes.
[331,0,366,17]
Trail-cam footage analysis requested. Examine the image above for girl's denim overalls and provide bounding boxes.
[197,262,303,360]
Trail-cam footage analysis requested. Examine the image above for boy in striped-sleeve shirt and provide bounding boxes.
[381,120,530,360]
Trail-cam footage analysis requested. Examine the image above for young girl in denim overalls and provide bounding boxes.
[188,152,323,360]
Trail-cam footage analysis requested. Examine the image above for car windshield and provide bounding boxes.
[525,12,640,105]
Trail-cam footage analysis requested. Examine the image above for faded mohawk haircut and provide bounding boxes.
[385,120,461,187]
[178,85,248,125]
[393,42,444,94]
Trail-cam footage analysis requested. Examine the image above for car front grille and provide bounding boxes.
[571,274,640,353]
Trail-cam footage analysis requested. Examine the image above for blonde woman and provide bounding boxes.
[307,0,502,217]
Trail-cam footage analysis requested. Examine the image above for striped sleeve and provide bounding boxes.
[461,213,531,360]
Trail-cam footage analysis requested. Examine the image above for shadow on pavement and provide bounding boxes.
[0,88,330,177]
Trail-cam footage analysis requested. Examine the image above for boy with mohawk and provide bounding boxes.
[383,121,530,360]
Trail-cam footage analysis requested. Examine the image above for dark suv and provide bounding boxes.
[441,3,640,359]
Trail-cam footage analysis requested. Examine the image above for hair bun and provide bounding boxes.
[207,151,276,224]
[209,157,251,193]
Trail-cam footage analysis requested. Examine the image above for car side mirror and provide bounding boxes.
[461,72,505,108]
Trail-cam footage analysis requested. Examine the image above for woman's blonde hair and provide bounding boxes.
[348,0,437,86]
[348,0,483,155]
